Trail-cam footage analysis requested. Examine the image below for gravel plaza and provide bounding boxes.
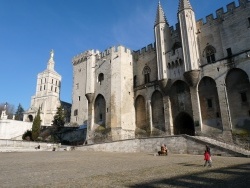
[0,150,249,188]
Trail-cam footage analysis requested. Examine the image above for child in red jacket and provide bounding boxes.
[204,150,212,167]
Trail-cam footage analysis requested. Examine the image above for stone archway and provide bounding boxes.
[226,68,250,131]
[28,115,33,122]
[198,76,222,133]
[94,94,106,126]
[174,112,195,136]
[151,90,165,134]
[135,95,149,137]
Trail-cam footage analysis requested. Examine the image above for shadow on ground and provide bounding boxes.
[129,162,250,188]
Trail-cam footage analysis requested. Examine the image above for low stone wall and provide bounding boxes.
[77,135,249,157]
[0,139,59,149]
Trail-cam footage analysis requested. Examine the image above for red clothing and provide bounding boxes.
[204,151,210,161]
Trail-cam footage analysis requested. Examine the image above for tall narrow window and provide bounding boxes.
[78,96,81,101]
[51,86,53,91]
[240,92,247,102]
[143,66,151,84]
[74,109,78,116]
[207,98,213,108]
[227,48,232,57]
[98,73,104,85]
[133,75,137,87]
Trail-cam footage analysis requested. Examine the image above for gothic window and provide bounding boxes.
[51,86,53,91]
[52,79,53,84]
[203,45,216,64]
[55,87,57,92]
[98,73,104,85]
[143,66,151,84]
[40,86,42,91]
[44,85,46,90]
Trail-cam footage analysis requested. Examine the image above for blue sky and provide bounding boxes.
[0,0,237,111]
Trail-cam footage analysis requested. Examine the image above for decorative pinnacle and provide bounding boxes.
[178,0,192,12]
[155,1,168,26]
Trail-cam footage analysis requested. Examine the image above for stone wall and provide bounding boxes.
[0,119,32,140]
[77,135,249,157]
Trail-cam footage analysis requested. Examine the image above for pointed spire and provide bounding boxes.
[47,49,55,70]
[178,0,192,12]
[155,1,168,26]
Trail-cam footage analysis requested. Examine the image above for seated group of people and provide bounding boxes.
[158,144,168,156]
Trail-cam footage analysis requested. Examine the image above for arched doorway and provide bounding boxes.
[198,76,222,132]
[226,68,250,131]
[151,90,165,133]
[135,95,148,137]
[28,115,33,122]
[94,94,106,126]
[174,112,195,136]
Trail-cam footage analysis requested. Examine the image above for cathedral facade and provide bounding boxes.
[71,0,250,143]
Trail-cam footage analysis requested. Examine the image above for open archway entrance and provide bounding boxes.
[174,112,195,136]
[28,115,33,122]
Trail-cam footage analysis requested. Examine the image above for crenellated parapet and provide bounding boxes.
[196,0,249,27]
[72,50,99,66]
[100,45,132,59]
[133,43,155,59]
[72,46,132,66]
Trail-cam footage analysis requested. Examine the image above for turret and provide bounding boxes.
[154,1,171,81]
[178,0,200,86]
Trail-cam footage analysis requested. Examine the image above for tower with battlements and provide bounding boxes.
[71,0,250,143]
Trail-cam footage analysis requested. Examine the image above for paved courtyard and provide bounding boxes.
[0,150,249,187]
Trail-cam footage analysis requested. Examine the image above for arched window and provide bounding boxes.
[143,66,151,84]
[203,45,216,64]
[98,73,104,85]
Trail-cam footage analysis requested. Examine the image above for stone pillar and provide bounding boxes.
[85,93,95,144]
[146,100,153,134]
[189,86,202,135]
[217,84,233,142]
[163,96,172,135]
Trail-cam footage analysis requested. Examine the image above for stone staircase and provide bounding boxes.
[190,135,250,157]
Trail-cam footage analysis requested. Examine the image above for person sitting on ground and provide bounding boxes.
[158,144,168,156]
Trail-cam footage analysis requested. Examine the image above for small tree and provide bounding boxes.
[52,105,65,128]
[52,105,66,142]
[32,108,41,141]
[15,103,24,121]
